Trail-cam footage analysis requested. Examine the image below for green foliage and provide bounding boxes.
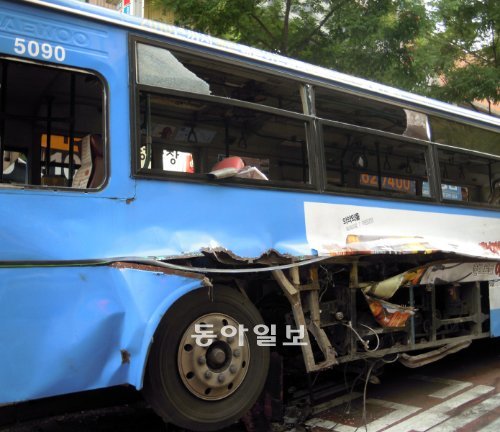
[152,0,499,112]
[421,0,500,110]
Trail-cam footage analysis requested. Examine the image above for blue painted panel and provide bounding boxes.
[0,0,499,264]
[2,177,500,262]
[491,309,500,337]
[0,265,204,402]
[0,0,134,199]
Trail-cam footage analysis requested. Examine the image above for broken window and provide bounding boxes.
[136,43,303,113]
[138,91,310,184]
[135,42,310,185]
[0,60,105,189]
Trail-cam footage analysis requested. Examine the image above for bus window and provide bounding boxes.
[314,86,407,134]
[136,43,304,113]
[0,60,105,189]
[323,124,431,198]
[137,91,310,184]
[436,147,500,206]
[430,116,500,156]
[2,150,28,184]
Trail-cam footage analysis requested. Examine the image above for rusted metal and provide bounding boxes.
[272,269,337,373]
[120,349,131,364]
[110,261,211,286]
[201,247,298,266]
[399,340,472,368]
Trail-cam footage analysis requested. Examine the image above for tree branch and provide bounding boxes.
[437,36,493,66]
[250,13,278,46]
[290,0,347,56]
[281,0,293,54]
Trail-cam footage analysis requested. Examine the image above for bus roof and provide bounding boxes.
[24,0,500,130]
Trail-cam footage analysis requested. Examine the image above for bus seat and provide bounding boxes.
[88,134,104,188]
[211,156,245,172]
[210,156,268,180]
[71,134,104,188]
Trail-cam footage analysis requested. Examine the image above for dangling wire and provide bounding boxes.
[342,321,380,352]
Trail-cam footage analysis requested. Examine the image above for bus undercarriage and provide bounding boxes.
[137,251,496,430]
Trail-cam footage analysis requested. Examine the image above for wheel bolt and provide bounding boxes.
[234,349,241,358]
[218,374,225,383]
[204,371,212,379]
[229,365,237,374]
[198,356,206,365]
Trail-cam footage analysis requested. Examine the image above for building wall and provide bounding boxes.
[85,0,173,22]
[86,0,116,10]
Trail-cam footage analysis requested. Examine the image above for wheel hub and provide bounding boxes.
[177,313,250,400]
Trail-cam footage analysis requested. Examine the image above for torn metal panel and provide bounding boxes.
[110,261,212,286]
[304,201,500,260]
[363,268,425,299]
[419,262,500,285]
[363,261,500,300]
[364,294,415,328]
[200,248,298,266]
[0,265,205,404]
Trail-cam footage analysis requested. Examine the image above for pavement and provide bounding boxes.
[1,338,498,432]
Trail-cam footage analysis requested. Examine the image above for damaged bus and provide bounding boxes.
[0,0,499,430]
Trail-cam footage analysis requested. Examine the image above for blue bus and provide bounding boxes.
[0,1,499,430]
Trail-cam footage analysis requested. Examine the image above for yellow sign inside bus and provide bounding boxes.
[41,134,80,153]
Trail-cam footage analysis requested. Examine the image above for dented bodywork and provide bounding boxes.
[0,0,499,412]
[0,263,209,403]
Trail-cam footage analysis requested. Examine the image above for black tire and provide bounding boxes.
[144,286,270,431]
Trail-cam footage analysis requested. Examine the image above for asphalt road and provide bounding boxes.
[1,338,498,432]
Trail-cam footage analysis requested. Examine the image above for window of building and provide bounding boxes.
[0,60,105,189]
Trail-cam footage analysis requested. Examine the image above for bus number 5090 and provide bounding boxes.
[14,38,66,62]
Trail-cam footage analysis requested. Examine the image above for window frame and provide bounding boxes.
[432,141,500,208]
[0,55,109,192]
[318,117,440,203]
[129,36,500,209]
[130,36,317,192]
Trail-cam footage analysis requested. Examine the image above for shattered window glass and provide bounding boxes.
[137,43,211,95]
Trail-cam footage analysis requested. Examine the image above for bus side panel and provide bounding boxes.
[0,0,134,199]
[0,266,204,403]
[490,281,500,337]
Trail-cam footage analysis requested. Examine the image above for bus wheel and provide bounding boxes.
[144,287,270,431]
